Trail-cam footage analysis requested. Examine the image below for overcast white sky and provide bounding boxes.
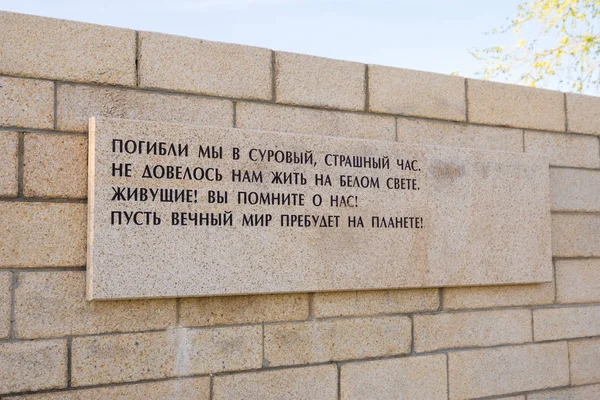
[2,0,522,81]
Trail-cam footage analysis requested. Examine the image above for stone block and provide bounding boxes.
[71,326,262,386]
[4,377,210,400]
[264,316,411,366]
[275,51,365,110]
[23,133,87,198]
[57,84,233,133]
[369,66,465,121]
[397,117,523,151]
[180,293,308,327]
[139,32,271,100]
[0,132,18,197]
[0,340,67,395]
[14,271,176,338]
[552,213,600,257]
[528,385,600,400]
[569,338,600,385]
[534,305,600,341]
[213,365,337,400]
[567,92,600,135]
[556,259,600,303]
[313,288,439,318]
[0,272,10,339]
[468,79,564,131]
[0,76,53,130]
[525,130,600,168]
[0,11,135,85]
[550,168,600,212]
[448,342,569,399]
[0,202,86,267]
[340,354,447,399]
[236,102,395,140]
[414,309,532,352]
[443,283,555,310]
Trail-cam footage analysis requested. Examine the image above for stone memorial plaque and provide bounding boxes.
[87,117,552,300]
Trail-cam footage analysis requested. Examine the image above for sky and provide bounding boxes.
[1,0,523,81]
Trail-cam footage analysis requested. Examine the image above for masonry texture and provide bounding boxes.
[0,10,599,400]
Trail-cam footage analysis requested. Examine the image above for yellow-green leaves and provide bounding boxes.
[472,0,600,93]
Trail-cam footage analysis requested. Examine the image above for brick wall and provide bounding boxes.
[0,10,599,400]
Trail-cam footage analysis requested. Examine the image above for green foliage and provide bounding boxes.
[472,0,600,93]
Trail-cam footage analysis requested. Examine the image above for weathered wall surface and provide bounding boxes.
[0,10,599,400]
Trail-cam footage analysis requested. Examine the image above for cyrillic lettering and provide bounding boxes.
[231,169,263,183]
[339,175,380,188]
[141,165,220,181]
[208,190,228,204]
[324,154,391,169]
[111,139,188,157]
[171,212,233,226]
[110,211,161,225]
[198,145,223,159]
[242,213,272,227]
[280,214,340,228]
[237,191,305,206]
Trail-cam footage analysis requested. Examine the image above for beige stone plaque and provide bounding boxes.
[87,117,552,300]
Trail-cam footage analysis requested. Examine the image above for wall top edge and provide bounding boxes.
[2,10,597,100]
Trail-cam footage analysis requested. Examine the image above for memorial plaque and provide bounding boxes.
[87,117,552,300]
